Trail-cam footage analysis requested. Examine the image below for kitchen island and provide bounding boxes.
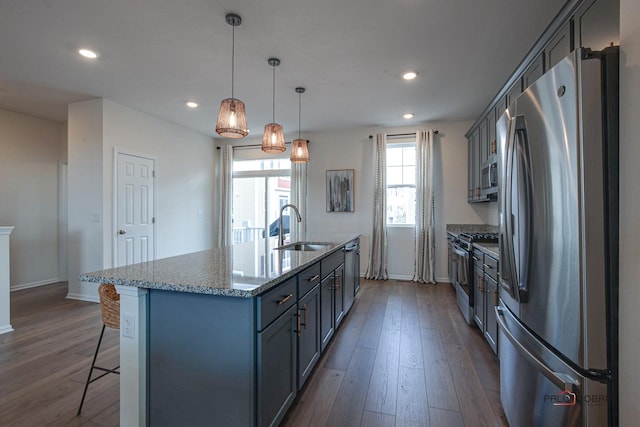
[80,234,360,427]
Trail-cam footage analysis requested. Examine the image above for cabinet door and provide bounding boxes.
[468,129,480,201]
[473,265,485,331]
[522,53,544,90]
[505,78,522,110]
[298,284,321,389]
[487,109,497,158]
[484,274,499,355]
[334,264,345,328]
[479,118,489,165]
[574,0,619,51]
[258,305,297,427]
[320,274,334,351]
[546,21,572,71]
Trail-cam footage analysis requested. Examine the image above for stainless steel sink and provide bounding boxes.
[276,241,332,251]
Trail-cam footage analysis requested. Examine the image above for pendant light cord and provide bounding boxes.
[272,64,276,123]
[231,23,235,100]
[298,91,301,139]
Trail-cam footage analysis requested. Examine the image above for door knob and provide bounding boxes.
[118,229,126,235]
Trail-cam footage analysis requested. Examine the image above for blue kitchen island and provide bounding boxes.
[80,235,360,427]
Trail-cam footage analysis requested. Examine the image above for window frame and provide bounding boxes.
[385,139,417,227]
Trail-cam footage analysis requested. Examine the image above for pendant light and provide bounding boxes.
[290,87,310,163]
[261,58,286,153]
[216,13,248,138]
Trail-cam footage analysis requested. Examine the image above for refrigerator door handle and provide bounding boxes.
[501,116,519,299]
[496,306,579,393]
[512,116,533,302]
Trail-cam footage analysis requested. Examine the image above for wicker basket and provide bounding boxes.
[98,283,120,330]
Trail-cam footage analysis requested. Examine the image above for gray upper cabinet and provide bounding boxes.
[574,0,620,51]
[505,78,522,110]
[546,21,573,70]
[522,53,545,91]
[479,118,489,165]
[487,108,497,158]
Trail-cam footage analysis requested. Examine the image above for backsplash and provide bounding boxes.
[446,223,498,234]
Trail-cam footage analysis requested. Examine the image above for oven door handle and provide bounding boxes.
[453,247,468,257]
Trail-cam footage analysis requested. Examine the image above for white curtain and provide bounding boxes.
[413,130,435,283]
[365,133,388,280]
[290,162,307,242]
[218,145,233,247]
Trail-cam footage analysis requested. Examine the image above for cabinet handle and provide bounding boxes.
[494,288,499,306]
[472,256,480,261]
[295,310,301,337]
[307,274,320,282]
[478,276,485,292]
[277,294,293,305]
[301,303,307,329]
[483,264,493,269]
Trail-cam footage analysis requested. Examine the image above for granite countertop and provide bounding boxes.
[474,242,499,259]
[80,234,360,298]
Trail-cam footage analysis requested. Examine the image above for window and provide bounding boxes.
[386,142,416,225]
[232,158,291,244]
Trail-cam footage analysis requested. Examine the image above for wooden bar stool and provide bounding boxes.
[77,283,120,415]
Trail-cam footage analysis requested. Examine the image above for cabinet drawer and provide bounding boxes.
[298,262,321,298]
[484,255,498,281]
[472,251,484,271]
[257,276,297,330]
[321,249,345,279]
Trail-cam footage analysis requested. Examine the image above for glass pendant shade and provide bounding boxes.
[216,98,248,138]
[261,123,286,153]
[290,138,309,163]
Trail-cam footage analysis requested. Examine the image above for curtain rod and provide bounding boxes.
[216,140,309,149]
[368,130,439,139]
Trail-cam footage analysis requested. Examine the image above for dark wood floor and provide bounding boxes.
[0,280,507,426]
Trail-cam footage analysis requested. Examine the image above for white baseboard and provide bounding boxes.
[388,274,414,281]
[435,276,451,284]
[0,324,14,335]
[10,278,61,292]
[66,293,100,303]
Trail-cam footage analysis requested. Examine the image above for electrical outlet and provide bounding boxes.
[123,314,135,339]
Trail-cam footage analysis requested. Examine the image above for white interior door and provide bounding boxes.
[116,153,155,267]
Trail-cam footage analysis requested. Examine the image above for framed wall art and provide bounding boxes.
[326,169,354,212]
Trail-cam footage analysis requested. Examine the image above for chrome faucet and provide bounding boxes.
[279,204,302,247]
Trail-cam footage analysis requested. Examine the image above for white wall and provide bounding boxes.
[302,121,494,281]
[618,0,639,423]
[67,99,216,301]
[67,99,104,301]
[101,100,216,263]
[0,109,65,289]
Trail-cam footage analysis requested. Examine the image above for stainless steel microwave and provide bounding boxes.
[481,161,498,196]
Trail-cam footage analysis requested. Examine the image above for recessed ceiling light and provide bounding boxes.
[78,48,99,59]
[402,71,418,80]
[403,113,415,119]
[186,101,199,108]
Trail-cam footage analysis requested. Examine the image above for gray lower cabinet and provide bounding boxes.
[334,264,345,328]
[484,274,498,353]
[473,255,485,331]
[258,304,298,427]
[320,274,334,351]
[148,245,358,426]
[297,283,320,389]
[471,248,499,355]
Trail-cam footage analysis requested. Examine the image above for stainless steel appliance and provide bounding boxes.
[480,160,498,198]
[452,232,498,325]
[496,47,618,426]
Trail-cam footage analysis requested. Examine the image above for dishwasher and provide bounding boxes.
[344,240,360,312]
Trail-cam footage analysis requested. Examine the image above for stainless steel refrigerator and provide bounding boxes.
[496,47,618,426]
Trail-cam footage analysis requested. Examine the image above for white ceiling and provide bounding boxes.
[0,0,566,137]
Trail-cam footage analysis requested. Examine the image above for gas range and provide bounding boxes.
[455,232,499,251]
